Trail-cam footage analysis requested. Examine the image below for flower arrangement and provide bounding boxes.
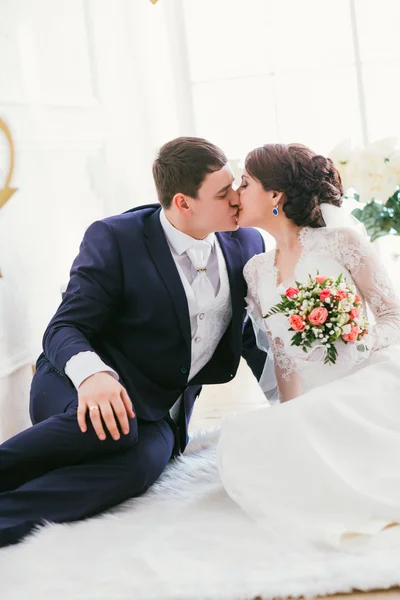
[264,274,369,365]
[329,138,400,242]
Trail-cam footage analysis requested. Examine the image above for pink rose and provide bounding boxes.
[349,307,359,320]
[319,289,331,302]
[335,290,347,300]
[289,314,306,332]
[285,287,299,299]
[355,295,361,304]
[315,276,327,285]
[308,307,329,326]
[342,325,360,343]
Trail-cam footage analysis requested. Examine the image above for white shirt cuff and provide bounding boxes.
[64,351,119,390]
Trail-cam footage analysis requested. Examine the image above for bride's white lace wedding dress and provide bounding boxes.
[217,218,400,546]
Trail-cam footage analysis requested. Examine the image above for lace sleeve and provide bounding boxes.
[243,255,270,355]
[337,227,400,351]
[269,336,302,402]
[244,255,301,402]
[243,255,263,315]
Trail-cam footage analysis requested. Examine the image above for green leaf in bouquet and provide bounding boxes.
[335,273,343,286]
[324,343,338,365]
[291,332,302,346]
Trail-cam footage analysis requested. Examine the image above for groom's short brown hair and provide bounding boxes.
[152,137,227,209]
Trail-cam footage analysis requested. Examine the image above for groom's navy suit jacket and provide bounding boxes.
[34,204,267,451]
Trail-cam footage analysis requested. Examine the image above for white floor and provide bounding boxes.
[189,358,267,433]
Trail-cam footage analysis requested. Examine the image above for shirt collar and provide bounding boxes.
[159,209,215,256]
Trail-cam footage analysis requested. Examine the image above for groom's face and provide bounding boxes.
[190,165,240,234]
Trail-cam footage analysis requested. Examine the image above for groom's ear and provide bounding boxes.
[173,193,192,216]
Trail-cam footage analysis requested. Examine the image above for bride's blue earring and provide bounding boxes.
[272,207,279,216]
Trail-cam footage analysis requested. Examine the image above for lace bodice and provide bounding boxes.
[244,226,400,402]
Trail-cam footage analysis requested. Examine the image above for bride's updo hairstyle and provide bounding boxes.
[245,143,343,228]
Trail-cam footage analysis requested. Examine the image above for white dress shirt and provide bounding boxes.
[159,209,220,335]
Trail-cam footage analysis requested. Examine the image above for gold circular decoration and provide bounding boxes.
[0,118,17,211]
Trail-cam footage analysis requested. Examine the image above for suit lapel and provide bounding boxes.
[143,209,191,351]
[216,232,246,340]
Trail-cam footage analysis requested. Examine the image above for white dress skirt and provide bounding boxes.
[217,225,400,546]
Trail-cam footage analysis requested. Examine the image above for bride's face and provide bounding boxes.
[237,169,278,228]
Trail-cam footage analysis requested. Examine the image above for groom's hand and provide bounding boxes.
[77,372,135,440]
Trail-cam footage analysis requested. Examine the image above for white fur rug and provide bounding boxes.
[1,429,400,600]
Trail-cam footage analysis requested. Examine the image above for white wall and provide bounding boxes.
[0,0,189,438]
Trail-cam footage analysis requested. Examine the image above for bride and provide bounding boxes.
[217,143,400,546]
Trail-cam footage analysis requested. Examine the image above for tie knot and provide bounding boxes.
[186,241,212,272]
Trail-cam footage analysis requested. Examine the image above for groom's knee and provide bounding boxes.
[117,416,139,449]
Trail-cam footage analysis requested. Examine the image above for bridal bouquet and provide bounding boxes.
[264,274,369,365]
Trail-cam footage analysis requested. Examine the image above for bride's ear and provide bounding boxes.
[272,190,284,205]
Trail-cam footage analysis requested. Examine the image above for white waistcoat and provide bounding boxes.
[170,240,232,421]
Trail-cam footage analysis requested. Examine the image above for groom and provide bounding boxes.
[0,137,267,547]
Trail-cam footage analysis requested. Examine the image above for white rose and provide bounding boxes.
[350,140,398,204]
[342,324,352,335]
[328,139,353,192]
[388,150,400,187]
[368,137,397,156]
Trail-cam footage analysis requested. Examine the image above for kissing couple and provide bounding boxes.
[1,136,400,548]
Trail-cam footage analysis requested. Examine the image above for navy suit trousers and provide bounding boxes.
[0,368,175,547]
